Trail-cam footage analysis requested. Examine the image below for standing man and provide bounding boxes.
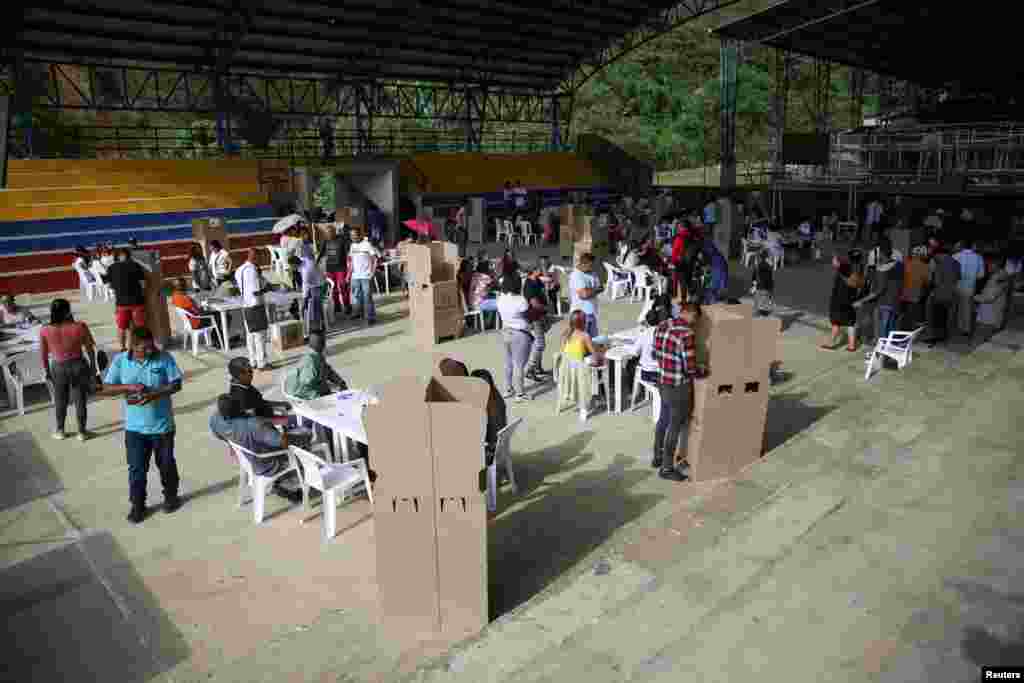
[348,226,379,326]
[864,197,885,244]
[953,238,985,336]
[569,253,603,338]
[924,237,961,347]
[651,304,701,482]
[98,326,183,523]
[209,240,233,287]
[105,247,148,353]
[235,248,270,370]
[318,223,352,317]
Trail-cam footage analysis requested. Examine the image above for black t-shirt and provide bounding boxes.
[229,382,275,419]
[523,278,545,304]
[320,237,350,272]
[106,260,147,306]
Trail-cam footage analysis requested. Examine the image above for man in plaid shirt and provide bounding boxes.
[651,304,702,481]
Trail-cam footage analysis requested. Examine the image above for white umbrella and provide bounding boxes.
[273,214,304,234]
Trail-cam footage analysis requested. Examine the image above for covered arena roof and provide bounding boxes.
[9,0,730,93]
[713,0,1023,97]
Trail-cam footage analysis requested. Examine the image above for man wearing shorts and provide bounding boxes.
[105,248,148,352]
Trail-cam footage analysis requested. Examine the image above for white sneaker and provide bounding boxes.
[512,394,531,403]
[52,431,66,440]
[78,431,94,442]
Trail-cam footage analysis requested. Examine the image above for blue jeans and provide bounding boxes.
[584,314,598,338]
[126,431,178,505]
[350,278,376,322]
[480,297,498,328]
[877,305,897,341]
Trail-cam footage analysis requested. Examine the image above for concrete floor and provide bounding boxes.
[2,247,1023,683]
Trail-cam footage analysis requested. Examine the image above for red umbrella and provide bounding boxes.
[403,219,433,237]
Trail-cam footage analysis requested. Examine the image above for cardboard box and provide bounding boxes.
[270,320,303,352]
[404,242,464,347]
[366,375,490,639]
[192,217,229,262]
[675,306,780,481]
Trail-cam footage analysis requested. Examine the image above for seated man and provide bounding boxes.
[209,394,304,501]
[170,279,228,346]
[228,357,291,420]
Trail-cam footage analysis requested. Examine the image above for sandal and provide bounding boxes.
[819,341,841,350]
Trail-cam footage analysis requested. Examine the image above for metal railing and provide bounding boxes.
[6,124,571,161]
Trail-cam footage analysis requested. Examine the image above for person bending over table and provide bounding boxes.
[209,394,304,502]
[286,332,373,476]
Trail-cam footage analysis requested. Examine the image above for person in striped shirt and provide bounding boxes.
[651,303,703,482]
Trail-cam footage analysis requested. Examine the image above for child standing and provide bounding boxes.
[752,250,775,315]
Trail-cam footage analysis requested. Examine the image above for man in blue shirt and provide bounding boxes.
[98,327,184,524]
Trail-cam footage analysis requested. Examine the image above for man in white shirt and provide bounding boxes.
[347,226,379,326]
[209,241,233,286]
[953,239,986,335]
[496,275,533,401]
[234,249,269,369]
[569,253,603,338]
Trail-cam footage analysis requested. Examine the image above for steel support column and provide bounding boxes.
[719,38,739,191]
[813,58,832,134]
[550,96,561,151]
[0,95,10,188]
[465,86,486,152]
[769,48,795,222]
[354,82,375,155]
[848,67,865,128]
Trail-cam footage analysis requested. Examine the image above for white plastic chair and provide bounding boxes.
[290,445,373,542]
[279,370,310,426]
[742,239,759,268]
[174,307,218,357]
[865,326,925,380]
[461,290,485,333]
[486,417,523,512]
[495,218,511,244]
[631,269,656,304]
[603,263,631,301]
[5,351,54,415]
[228,440,302,524]
[630,373,661,423]
[518,220,537,246]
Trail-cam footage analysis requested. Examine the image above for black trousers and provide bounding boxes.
[51,357,90,433]
[927,295,956,341]
[654,382,692,467]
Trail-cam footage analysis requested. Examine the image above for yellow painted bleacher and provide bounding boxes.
[2,159,275,222]
[403,153,607,194]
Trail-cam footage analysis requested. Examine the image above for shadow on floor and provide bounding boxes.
[0,431,63,513]
[762,391,836,453]
[488,432,662,618]
[0,531,190,682]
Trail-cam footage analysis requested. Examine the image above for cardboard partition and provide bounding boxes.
[366,375,490,638]
[270,320,303,352]
[403,241,460,284]
[694,304,778,376]
[374,496,441,637]
[436,497,489,637]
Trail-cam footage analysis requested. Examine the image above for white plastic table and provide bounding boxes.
[605,326,643,414]
[201,291,303,352]
[291,390,373,462]
[380,259,405,294]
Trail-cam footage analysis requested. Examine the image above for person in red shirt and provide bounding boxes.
[651,303,704,481]
[670,220,691,298]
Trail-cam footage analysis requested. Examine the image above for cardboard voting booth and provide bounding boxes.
[270,320,303,353]
[574,215,610,262]
[403,241,465,347]
[680,303,780,481]
[559,205,580,260]
[366,375,490,640]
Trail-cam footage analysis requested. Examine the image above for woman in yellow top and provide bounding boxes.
[561,310,595,361]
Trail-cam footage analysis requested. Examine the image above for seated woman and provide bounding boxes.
[561,309,597,364]
[468,260,499,327]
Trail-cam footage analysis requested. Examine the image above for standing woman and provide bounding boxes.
[821,254,861,352]
[496,275,533,402]
[40,298,97,441]
[188,244,213,291]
